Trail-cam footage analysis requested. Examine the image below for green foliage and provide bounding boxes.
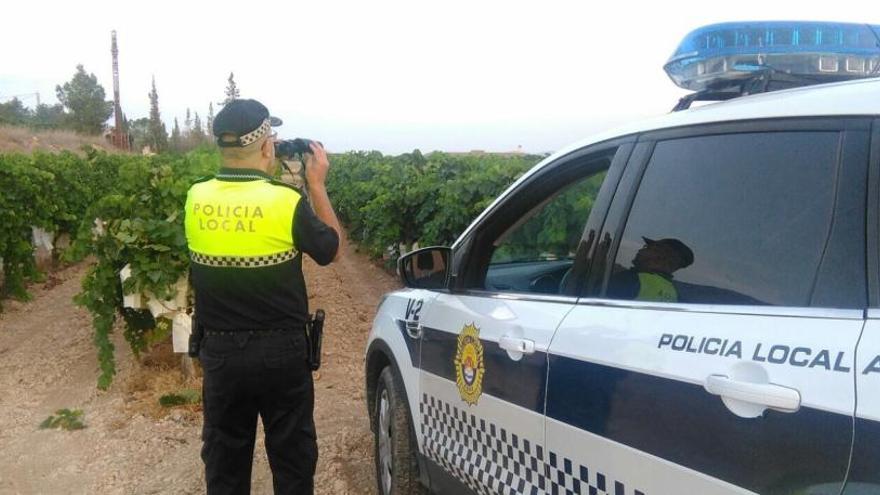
[146,316,173,346]
[159,388,201,407]
[55,64,113,135]
[147,77,168,153]
[128,117,151,152]
[0,147,219,388]
[30,103,67,130]
[326,150,543,260]
[191,112,205,143]
[39,409,86,431]
[493,172,606,262]
[70,148,219,388]
[0,99,84,132]
[207,103,214,137]
[0,98,31,126]
[0,149,116,305]
[0,99,67,129]
[170,118,182,152]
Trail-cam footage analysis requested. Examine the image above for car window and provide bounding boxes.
[485,171,607,294]
[607,131,862,308]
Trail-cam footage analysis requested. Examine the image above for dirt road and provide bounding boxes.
[0,242,398,494]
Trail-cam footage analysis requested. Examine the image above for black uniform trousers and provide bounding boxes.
[200,330,317,495]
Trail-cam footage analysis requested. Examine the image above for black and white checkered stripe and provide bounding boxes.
[420,395,646,495]
[214,173,269,181]
[239,119,271,146]
[189,249,298,268]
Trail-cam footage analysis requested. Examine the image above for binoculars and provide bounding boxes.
[274,138,321,159]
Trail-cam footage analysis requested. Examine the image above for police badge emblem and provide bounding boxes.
[454,323,485,406]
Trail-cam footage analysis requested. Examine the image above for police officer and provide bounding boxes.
[184,99,342,494]
[608,237,694,302]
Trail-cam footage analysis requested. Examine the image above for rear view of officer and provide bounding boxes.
[184,99,342,494]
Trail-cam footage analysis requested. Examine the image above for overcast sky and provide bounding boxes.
[1,0,877,154]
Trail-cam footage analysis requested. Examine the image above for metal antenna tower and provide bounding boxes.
[111,30,129,150]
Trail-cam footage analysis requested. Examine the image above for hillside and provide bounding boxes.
[0,125,117,154]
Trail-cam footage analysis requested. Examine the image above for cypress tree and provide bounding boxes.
[170,117,181,152]
[206,102,214,137]
[223,72,240,105]
[147,76,168,153]
[192,112,205,141]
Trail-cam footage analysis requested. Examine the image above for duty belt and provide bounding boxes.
[204,328,297,336]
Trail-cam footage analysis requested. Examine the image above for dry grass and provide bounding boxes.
[124,340,203,422]
[0,124,117,154]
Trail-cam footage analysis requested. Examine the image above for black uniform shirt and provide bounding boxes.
[188,168,339,330]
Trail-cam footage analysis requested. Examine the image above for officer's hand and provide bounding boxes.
[305,142,330,187]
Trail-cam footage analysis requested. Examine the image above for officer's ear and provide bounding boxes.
[260,136,274,159]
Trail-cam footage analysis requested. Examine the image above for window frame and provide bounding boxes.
[868,118,880,308]
[582,116,872,316]
[449,139,634,301]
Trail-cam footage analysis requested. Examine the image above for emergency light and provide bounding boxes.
[665,21,880,95]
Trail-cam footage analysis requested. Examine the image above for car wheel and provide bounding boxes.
[373,366,425,495]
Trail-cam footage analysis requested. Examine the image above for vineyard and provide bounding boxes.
[327,150,543,258]
[0,147,544,389]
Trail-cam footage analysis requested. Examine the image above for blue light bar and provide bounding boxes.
[665,21,880,91]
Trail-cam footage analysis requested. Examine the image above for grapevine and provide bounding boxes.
[326,150,544,260]
[69,147,219,388]
[0,146,218,388]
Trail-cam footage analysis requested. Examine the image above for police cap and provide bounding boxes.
[213,99,282,147]
[642,237,695,268]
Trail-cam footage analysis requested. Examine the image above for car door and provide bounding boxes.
[416,143,631,494]
[845,119,880,494]
[851,313,880,494]
[546,120,870,495]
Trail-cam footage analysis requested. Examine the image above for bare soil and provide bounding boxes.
[0,125,114,155]
[0,242,398,494]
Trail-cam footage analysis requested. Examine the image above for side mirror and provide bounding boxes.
[398,247,451,290]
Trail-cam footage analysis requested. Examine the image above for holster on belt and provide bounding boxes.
[188,313,204,358]
[306,309,325,371]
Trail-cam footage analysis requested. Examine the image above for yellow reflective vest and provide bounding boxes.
[636,272,678,303]
[185,173,301,266]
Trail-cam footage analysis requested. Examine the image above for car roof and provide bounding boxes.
[453,77,880,248]
[558,76,880,164]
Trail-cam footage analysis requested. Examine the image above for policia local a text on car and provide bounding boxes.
[183,99,344,495]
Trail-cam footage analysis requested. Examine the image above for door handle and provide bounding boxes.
[704,375,801,413]
[404,320,422,339]
[499,336,535,355]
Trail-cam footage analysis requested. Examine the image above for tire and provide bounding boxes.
[373,366,426,495]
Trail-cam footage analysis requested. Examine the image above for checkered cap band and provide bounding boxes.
[189,249,298,268]
[239,119,271,147]
[420,394,646,495]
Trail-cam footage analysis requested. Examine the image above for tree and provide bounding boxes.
[147,76,168,152]
[55,65,113,134]
[170,118,182,152]
[223,72,240,105]
[31,103,66,129]
[206,102,214,137]
[128,117,150,151]
[0,98,31,126]
[191,112,205,143]
[184,108,192,135]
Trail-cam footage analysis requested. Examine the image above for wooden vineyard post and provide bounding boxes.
[181,354,196,380]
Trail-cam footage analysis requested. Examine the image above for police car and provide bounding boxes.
[364,21,880,495]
